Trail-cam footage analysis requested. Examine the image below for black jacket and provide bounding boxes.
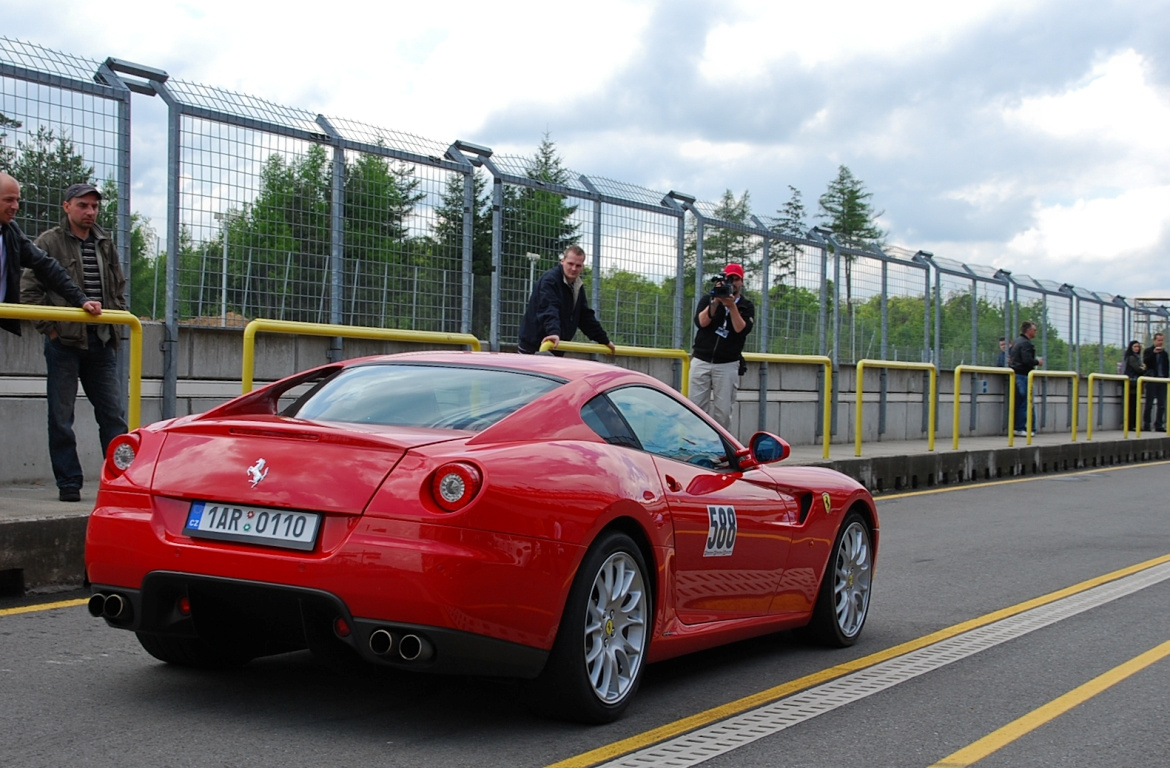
[691,293,755,364]
[1009,334,1040,375]
[1,220,89,336]
[517,264,609,352]
[1124,350,1145,379]
[1143,345,1169,379]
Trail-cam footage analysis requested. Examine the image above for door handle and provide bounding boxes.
[664,475,682,492]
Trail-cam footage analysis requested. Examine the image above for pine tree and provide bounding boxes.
[503,133,580,261]
[768,185,806,286]
[4,127,94,235]
[818,165,884,315]
[434,169,492,337]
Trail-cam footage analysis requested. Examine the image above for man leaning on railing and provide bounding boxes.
[0,171,102,337]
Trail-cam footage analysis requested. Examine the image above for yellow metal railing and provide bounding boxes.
[242,319,482,393]
[1134,376,1170,438]
[1024,370,1078,445]
[1087,373,1130,440]
[855,359,936,457]
[952,365,1016,449]
[538,339,691,394]
[744,353,833,459]
[0,303,143,429]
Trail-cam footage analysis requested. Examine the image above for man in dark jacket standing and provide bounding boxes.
[0,172,101,336]
[688,262,755,431]
[1142,332,1168,433]
[21,182,127,502]
[517,245,615,355]
[1009,321,1043,437]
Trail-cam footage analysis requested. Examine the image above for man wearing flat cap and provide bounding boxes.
[22,181,127,502]
[688,262,755,431]
[1,172,102,335]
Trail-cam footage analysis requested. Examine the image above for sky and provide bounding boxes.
[5,0,1170,303]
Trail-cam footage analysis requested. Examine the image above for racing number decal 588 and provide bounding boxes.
[704,505,737,557]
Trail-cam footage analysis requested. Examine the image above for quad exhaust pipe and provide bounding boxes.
[88,592,131,621]
[368,628,433,662]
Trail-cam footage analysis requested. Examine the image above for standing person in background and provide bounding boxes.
[1009,321,1043,437]
[995,337,1008,367]
[688,263,754,431]
[1122,340,1144,431]
[1142,333,1168,433]
[0,172,101,337]
[517,245,615,356]
[21,183,127,502]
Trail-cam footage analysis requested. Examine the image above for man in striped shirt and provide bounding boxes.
[21,183,127,502]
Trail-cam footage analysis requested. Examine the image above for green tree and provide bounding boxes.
[818,165,885,339]
[684,188,761,304]
[342,151,424,325]
[97,177,158,318]
[0,126,93,235]
[768,185,805,287]
[434,169,491,337]
[500,134,582,334]
[0,113,20,171]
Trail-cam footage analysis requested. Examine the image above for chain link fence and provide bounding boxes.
[3,37,1169,420]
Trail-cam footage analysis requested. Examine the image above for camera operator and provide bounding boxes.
[688,262,754,430]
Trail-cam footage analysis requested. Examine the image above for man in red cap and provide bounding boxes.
[688,262,754,430]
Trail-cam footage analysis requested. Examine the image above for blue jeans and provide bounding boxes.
[44,329,127,491]
[1014,374,1030,433]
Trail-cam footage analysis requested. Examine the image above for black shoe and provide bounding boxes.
[59,488,81,502]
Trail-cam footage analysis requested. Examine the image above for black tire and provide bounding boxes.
[135,632,253,669]
[804,511,874,647]
[524,531,652,724]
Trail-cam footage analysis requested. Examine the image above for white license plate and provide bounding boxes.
[184,501,321,551]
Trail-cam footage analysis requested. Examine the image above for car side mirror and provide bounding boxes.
[749,432,790,464]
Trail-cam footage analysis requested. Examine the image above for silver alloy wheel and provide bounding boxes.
[583,550,648,704]
[833,521,872,638]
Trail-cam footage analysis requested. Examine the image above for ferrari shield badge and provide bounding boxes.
[822,492,832,515]
[247,458,269,488]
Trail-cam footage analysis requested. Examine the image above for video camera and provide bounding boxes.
[711,272,732,298]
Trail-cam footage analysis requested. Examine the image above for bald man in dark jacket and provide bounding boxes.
[1,172,101,335]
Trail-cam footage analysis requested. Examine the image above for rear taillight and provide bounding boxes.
[430,462,483,512]
[106,434,140,477]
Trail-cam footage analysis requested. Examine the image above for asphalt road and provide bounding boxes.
[3,461,1169,767]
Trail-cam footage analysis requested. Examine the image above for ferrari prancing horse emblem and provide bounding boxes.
[822,492,832,514]
[247,458,269,488]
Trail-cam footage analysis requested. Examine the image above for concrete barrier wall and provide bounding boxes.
[0,320,1130,485]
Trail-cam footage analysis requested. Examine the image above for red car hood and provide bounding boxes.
[149,418,465,514]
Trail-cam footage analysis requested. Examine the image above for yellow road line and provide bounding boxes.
[878,458,1170,501]
[928,638,1170,767]
[0,597,87,617]
[546,552,1170,768]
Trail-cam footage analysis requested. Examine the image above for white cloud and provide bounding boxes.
[1008,186,1170,262]
[698,0,1032,79]
[1005,49,1170,152]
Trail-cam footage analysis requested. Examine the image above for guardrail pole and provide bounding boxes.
[1134,376,1170,438]
[242,320,482,393]
[1087,373,1128,440]
[856,359,936,457]
[0,305,143,429]
[952,365,1016,449]
[1026,370,1079,445]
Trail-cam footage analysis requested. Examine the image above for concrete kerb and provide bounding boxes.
[2,433,1166,594]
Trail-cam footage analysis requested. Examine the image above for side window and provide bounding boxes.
[582,396,641,449]
[605,386,730,468]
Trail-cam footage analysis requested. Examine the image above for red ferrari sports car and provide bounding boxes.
[86,351,877,723]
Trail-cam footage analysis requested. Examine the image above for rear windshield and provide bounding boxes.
[288,364,563,431]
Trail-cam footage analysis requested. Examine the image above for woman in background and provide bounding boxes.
[1123,340,1145,431]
